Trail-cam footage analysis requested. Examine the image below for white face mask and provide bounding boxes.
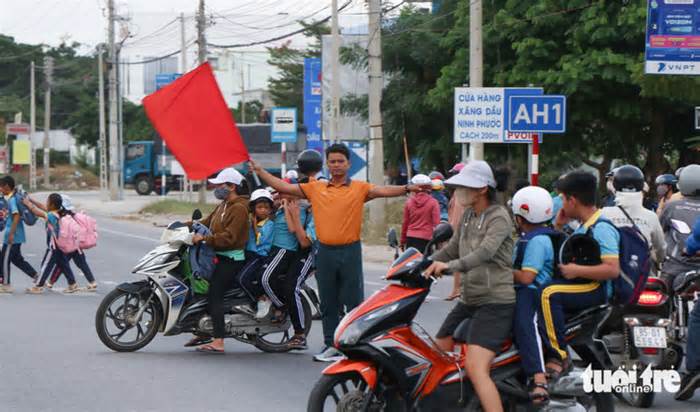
[455,187,478,207]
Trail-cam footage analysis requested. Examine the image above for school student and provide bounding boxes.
[23,193,79,294]
[0,176,38,293]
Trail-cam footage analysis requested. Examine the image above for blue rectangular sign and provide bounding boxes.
[646,0,700,74]
[508,95,566,133]
[303,58,323,151]
[271,107,298,143]
[155,73,180,90]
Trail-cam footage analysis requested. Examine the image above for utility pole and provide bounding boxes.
[29,61,36,190]
[180,12,192,201]
[367,0,385,232]
[43,56,53,188]
[107,0,121,200]
[329,0,341,142]
[468,0,484,161]
[197,0,207,204]
[98,51,108,197]
[240,64,246,124]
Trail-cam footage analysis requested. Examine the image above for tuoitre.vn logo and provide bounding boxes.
[582,364,680,394]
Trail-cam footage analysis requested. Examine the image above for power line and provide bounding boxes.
[208,4,330,31]
[208,0,353,49]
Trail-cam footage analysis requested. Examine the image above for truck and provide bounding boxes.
[123,124,307,195]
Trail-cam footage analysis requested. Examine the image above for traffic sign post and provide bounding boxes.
[508,95,567,133]
[271,107,298,176]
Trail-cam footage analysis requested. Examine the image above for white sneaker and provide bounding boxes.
[255,300,272,319]
[313,346,344,363]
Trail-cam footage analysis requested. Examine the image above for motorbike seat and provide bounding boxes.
[674,270,700,294]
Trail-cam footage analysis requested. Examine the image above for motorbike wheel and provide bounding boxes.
[307,372,406,412]
[620,387,655,408]
[254,295,312,353]
[95,288,161,352]
[592,393,615,412]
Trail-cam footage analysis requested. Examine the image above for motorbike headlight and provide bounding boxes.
[336,302,400,346]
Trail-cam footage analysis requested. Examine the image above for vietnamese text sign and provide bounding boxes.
[453,87,543,143]
[646,0,700,75]
[12,140,31,165]
[271,107,298,143]
[303,58,323,151]
[6,123,30,135]
[508,95,567,133]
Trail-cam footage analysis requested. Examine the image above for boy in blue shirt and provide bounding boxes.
[0,176,37,293]
[543,171,620,380]
[511,186,558,404]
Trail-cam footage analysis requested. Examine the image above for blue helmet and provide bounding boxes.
[655,174,678,187]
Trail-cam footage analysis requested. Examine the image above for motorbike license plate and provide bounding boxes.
[633,326,667,349]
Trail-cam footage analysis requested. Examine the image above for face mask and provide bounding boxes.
[455,188,477,207]
[214,186,232,200]
[656,185,669,197]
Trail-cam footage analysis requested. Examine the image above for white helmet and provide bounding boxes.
[411,174,432,186]
[250,188,274,204]
[512,186,554,224]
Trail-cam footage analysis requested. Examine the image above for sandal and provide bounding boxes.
[528,381,550,406]
[287,335,308,351]
[26,286,44,294]
[184,336,213,347]
[85,282,97,291]
[545,358,572,382]
[64,284,80,294]
[196,344,224,353]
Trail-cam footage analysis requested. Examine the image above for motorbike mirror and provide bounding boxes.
[671,219,691,235]
[432,222,453,244]
[387,228,399,248]
[192,209,203,221]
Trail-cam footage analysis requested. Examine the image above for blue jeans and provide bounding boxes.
[687,301,700,372]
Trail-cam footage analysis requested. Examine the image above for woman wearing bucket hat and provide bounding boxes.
[425,160,515,412]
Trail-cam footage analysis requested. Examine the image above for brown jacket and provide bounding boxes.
[201,196,250,251]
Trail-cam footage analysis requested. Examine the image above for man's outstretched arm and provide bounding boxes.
[249,160,305,198]
[367,184,429,200]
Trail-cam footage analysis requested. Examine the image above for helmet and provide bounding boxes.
[428,171,445,181]
[511,186,554,224]
[676,167,685,178]
[655,174,678,186]
[296,149,323,176]
[612,165,645,193]
[411,174,432,186]
[431,179,444,191]
[678,164,700,196]
[560,234,602,266]
[250,188,274,205]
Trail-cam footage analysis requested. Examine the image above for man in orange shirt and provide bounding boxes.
[250,144,427,361]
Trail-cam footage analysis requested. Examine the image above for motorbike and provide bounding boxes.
[605,218,698,407]
[307,223,615,412]
[95,210,317,353]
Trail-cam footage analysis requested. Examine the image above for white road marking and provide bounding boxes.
[100,227,159,242]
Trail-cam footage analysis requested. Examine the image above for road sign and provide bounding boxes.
[645,0,700,75]
[5,123,30,135]
[271,107,298,143]
[155,73,181,90]
[453,87,543,143]
[508,95,567,133]
[303,58,323,152]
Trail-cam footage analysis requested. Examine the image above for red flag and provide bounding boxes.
[143,62,248,180]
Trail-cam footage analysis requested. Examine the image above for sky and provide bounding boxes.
[0,0,414,104]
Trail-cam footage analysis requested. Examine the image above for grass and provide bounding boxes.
[141,200,216,216]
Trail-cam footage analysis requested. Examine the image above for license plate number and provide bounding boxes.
[633,326,667,348]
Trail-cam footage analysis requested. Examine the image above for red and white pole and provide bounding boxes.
[531,133,539,186]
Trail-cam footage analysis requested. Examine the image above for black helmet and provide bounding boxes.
[655,174,678,187]
[612,165,645,192]
[297,149,323,176]
[559,234,602,267]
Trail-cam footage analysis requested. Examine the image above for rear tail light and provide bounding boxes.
[642,348,659,355]
[637,290,665,306]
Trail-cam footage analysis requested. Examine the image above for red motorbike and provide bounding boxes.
[307,224,615,411]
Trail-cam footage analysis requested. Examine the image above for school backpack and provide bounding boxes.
[588,208,651,306]
[55,215,81,253]
[0,196,7,231]
[14,190,38,226]
[73,212,98,250]
[513,226,567,284]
